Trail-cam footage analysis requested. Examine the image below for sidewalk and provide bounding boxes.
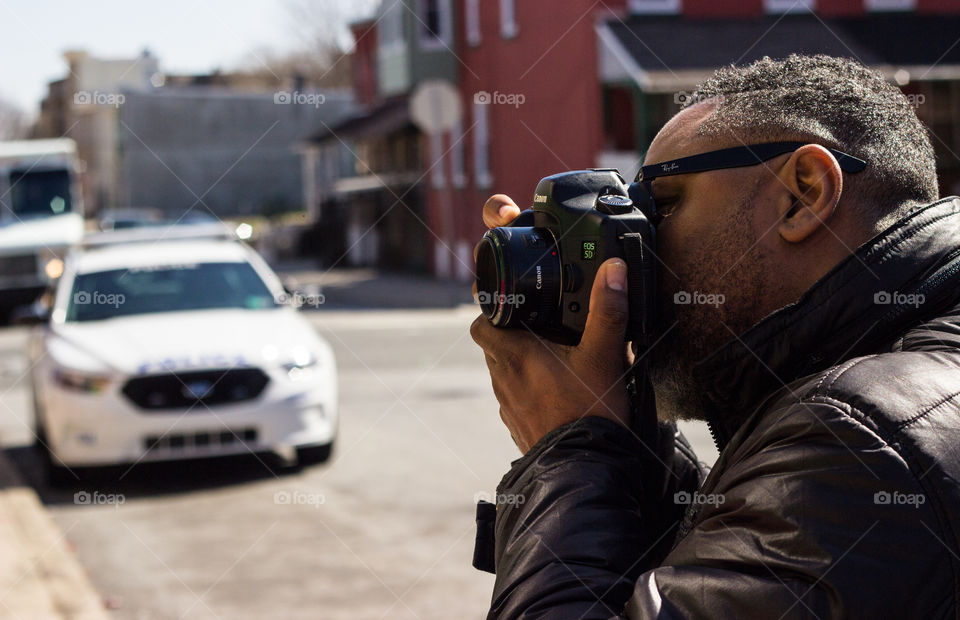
[274,265,475,310]
[0,451,107,620]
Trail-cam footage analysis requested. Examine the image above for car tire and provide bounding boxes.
[296,441,334,466]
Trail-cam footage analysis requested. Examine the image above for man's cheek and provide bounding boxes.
[654,238,681,306]
[654,243,695,322]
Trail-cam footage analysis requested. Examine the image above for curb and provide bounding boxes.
[0,450,107,619]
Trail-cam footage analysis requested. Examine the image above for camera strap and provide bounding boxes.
[621,232,656,347]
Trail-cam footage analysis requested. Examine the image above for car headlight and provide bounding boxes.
[44,257,64,279]
[38,248,66,280]
[282,349,319,381]
[53,367,111,393]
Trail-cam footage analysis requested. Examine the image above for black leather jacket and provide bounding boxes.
[473,197,960,618]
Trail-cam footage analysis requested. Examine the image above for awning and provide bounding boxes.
[599,13,960,93]
[308,96,414,143]
[333,172,421,195]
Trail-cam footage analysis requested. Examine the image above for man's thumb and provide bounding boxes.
[579,258,629,357]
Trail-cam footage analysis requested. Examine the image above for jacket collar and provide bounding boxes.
[693,197,960,450]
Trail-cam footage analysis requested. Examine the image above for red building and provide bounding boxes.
[433,0,960,281]
[442,0,628,280]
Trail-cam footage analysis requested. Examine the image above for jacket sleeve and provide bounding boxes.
[486,416,705,619]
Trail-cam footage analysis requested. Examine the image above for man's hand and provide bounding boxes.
[471,195,632,453]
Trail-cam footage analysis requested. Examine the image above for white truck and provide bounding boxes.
[0,139,84,320]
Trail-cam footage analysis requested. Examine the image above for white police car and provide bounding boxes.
[27,228,337,481]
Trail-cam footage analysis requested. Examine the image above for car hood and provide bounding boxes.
[0,213,83,253]
[49,308,330,375]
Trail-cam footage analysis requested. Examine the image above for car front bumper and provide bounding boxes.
[37,366,338,467]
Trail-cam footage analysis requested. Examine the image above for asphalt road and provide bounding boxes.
[0,307,718,619]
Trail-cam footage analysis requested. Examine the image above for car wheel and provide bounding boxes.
[297,441,334,466]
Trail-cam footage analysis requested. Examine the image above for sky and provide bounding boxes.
[0,0,379,116]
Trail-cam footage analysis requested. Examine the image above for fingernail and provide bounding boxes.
[606,260,627,291]
[498,205,514,219]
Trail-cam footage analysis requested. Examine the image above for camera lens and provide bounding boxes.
[475,227,562,329]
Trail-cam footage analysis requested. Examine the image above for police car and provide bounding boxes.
[27,226,337,481]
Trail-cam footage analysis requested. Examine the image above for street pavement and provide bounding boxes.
[0,274,719,619]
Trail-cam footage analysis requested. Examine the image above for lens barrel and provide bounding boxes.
[475,226,562,329]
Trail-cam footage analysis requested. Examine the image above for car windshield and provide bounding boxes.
[8,169,73,217]
[66,261,280,322]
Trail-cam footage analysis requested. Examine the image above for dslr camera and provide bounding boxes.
[475,169,657,346]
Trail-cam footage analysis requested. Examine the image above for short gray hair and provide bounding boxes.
[687,54,938,222]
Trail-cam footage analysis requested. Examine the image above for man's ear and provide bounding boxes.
[777,144,843,243]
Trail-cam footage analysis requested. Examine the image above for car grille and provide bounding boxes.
[122,368,270,410]
[143,428,259,453]
[0,254,37,278]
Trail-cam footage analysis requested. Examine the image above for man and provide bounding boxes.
[470,54,960,618]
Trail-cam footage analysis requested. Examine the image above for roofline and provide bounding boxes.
[600,14,960,90]
[596,20,652,91]
[80,223,236,249]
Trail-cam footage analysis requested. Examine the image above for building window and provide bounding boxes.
[764,0,815,12]
[865,0,915,10]
[419,0,452,50]
[466,0,481,46]
[473,102,491,188]
[379,1,405,53]
[627,0,681,13]
[429,131,446,189]
[450,117,466,187]
[455,240,473,281]
[500,0,518,39]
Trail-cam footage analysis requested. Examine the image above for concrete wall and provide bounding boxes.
[117,88,354,218]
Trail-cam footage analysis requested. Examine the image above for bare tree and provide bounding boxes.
[285,0,380,59]
[236,0,379,90]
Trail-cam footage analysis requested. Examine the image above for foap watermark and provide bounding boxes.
[74,490,125,506]
[674,290,725,308]
[474,90,525,108]
[74,290,125,308]
[904,93,926,108]
[74,90,125,108]
[673,91,724,107]
[273,91,326,108]
[874,291,925,308]
[276,291,326,308]
[474,490,525,506]
[476,290,525,308]
[879,88,926,109]
[274,490,326,508]
[673,490,726,506]
[873,490,925,508]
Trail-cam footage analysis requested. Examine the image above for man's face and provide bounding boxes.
[643,104,790,422]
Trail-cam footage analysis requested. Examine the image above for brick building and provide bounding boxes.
[309,0,960,279]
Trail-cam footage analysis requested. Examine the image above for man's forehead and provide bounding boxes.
[644,102,718,166]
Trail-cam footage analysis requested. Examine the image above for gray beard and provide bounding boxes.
[647,355,710,423]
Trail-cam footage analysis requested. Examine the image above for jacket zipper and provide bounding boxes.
[706,418,726,453]
[880,255,960,326]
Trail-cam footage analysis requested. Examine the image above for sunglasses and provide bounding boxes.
[632,141,868,223]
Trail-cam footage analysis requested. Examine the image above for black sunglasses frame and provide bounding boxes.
[636,141,867,182]
[633,141,867,223]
